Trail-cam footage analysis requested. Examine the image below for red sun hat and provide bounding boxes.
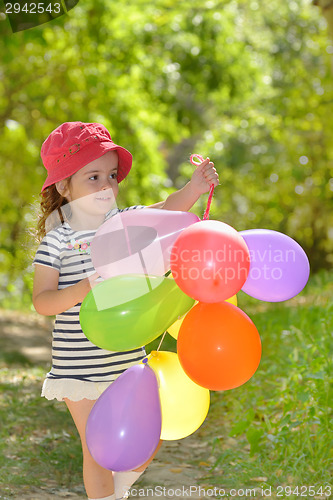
[40,121,132,192]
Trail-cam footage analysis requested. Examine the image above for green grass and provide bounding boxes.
[0,271,332,497]
[0,366,85,497]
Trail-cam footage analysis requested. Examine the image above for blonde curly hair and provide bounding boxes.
[36,180,71,241]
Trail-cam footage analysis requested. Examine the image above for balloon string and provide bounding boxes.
[156,331,167,352]
[203,184,215,220]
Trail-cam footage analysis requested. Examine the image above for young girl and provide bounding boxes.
[32,121,219,500]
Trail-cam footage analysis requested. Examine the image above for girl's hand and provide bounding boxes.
[33,266,101,316]
[88,271,100,282]
[87,271,101,289]
[189,157,219,195]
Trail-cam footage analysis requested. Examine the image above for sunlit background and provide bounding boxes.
[0,0,332,309]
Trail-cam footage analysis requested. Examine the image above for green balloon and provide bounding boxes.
[80,275,195,351]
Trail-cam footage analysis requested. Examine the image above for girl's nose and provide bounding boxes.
[101,181,112,190]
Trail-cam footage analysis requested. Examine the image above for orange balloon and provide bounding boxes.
[177,302,261,391]
[168,296,237,340]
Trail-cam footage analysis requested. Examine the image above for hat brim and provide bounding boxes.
[41,141,132,192]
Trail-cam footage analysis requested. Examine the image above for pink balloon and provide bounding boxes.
[86,362,161,472]
[91,209,200,279]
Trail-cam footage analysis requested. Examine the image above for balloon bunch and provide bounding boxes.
[81,155,310,472]
[81,208,205,471]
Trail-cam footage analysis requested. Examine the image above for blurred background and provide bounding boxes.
[0,0,332,310]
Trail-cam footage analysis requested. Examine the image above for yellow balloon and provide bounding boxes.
[226,294,237,307]
[168,296,237,339]
[147,350,210,440]
[167,301,197,339]
[167,315,185,339]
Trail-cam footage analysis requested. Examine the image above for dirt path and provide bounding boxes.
[0,310,218,500]
[9,438,213,500]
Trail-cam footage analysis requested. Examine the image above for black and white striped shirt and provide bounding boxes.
[33,206,146,382]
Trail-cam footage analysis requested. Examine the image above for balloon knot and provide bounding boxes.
[142,357,149,364]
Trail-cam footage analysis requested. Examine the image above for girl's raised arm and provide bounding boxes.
[148,158,219,212]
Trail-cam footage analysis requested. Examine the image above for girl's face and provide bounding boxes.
[60,151,119,218]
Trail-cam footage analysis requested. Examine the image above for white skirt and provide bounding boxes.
[41,377,114,402]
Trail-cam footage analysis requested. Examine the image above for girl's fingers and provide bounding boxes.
[201,161,215,172]
[194,157,219,186]
[204,166,217,175]
[203,167,219,181]
[197,157,210,169]
[204,172,219,186]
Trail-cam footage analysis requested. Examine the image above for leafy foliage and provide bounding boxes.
[0,0,332,308]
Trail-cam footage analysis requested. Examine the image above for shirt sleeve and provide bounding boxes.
[32,231,61,271]
[120,205,146,212]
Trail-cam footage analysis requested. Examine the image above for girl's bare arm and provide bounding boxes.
[33,264,99,316]
[149,158,219,212]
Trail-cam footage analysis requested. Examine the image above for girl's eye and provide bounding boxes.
[88,173,117,181]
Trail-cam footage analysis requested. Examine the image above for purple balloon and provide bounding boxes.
[91,208,200,279]
[240,229,310,302]
[86,363,161,471]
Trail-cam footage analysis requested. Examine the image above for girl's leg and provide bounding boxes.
[64,398,114,499]
[113,440,163,498]
[134,439,163,472]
